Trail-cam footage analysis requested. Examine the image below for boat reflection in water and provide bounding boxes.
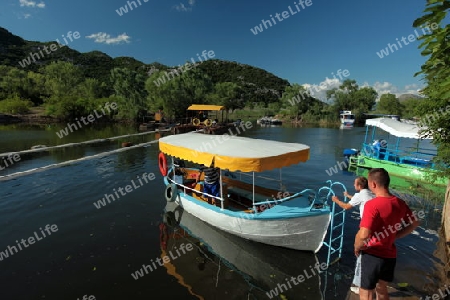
[160,202,325,300]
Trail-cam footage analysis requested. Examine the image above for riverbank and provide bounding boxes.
[1,110,341,127]
[227,109,341,126]
[0,107,137,125]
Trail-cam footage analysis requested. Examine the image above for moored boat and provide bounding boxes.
[257,116,282,126]
[347,117,448,186]
[171,104,235,135]
[339,110,355,127]
[158,132,347,253]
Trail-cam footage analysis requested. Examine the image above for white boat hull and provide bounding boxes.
[174,193,331,253]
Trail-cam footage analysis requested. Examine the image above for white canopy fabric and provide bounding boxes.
[365,118,430,139]
[159,132,310,172]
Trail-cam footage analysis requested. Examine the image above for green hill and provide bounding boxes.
[0,26,289,104]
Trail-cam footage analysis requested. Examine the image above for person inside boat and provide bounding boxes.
[197,164,220,204]
[372,139,387,159]
[173,159,186,186]
[197,110,207,122]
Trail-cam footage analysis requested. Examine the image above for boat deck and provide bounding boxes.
[173,169,316,215]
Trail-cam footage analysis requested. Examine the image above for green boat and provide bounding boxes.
[348,117,448,186]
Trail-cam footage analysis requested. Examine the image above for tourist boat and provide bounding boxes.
[159,201,324,299]
[257,116,282,126]
[347,117,448,186]
[339,110,355,127]
[158,132,347,253]
[172,104,235,135]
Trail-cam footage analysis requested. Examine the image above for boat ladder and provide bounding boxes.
[320,181,347,267]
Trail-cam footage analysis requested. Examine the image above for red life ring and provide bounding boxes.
[158,152,168,176]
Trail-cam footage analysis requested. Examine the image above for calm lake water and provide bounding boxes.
[0,122,446,300]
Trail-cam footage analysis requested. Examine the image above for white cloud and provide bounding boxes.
[86,32,131,45]
[24,13,31,18]
[299,79,424,102]
[19,0,45,8]
[302,77,343,102]
[367,81,423,100]
[174,0,195,12]
[174,3,191,12]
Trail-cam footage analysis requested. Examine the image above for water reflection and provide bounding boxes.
[161,202,324,300]
[116,147,147,170]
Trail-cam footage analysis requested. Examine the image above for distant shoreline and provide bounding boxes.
[0,112,132,126]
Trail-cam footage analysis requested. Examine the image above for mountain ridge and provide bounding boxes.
[0,26,289,96]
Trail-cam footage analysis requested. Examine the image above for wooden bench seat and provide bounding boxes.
[227,186,269,203]
[222,176,278,197]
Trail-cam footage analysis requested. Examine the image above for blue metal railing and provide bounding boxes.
[321,180,348,268]
[361,143,436,168]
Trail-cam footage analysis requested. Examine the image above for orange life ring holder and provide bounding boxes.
[204,119,212,126]
[193,118,201,126]
[158,152,168,176]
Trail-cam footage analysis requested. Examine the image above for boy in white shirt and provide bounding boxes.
[332,176,375,295]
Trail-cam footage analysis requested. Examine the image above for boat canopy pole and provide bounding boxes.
[371,126,376,143]
[252,172,255,207]
[364,125,369,144]
[279,168,283,191]
[395,137,400,152]
[219,170,224,210]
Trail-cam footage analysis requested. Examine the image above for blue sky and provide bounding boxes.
[0,0,441,99]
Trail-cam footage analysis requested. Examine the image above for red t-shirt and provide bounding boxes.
[359,195,413,258]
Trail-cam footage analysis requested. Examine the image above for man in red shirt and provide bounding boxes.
[354,168,420,300]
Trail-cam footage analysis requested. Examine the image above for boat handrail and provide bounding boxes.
[231,171,281,182]
[252,189,316,207]
[362,142,436,159]
[167,177,225,203]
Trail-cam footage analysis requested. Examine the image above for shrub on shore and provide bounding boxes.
[0,95,33,114]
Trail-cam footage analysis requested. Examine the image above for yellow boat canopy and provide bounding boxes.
[159,132,310,172]
[187,104,225,111]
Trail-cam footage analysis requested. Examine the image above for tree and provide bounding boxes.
[413,0,450,270]
[401,98,422,119]
[413,0,450,178]
[326,79,377,121]
[208,82,244,112]
[41,61,85,118]
[281,84,310,120]
[110,67,147,121]
[377,93,403,115]
[145,67,213,120]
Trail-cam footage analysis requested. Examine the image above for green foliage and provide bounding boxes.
[146,67,214,120]
[280,84,328,121]
[400,98,422,119]
[413,0,450,178]
[377,93,403,115]
[110,67,148,121]
[40,61,85,118]
[207,82,244,112]
[326,79,377,122]
[0,95,33,114]
[197,60,288,106]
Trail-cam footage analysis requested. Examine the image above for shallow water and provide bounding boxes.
[0,123,445,299]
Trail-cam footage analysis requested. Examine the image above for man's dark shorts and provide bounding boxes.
[360,252,396,290]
